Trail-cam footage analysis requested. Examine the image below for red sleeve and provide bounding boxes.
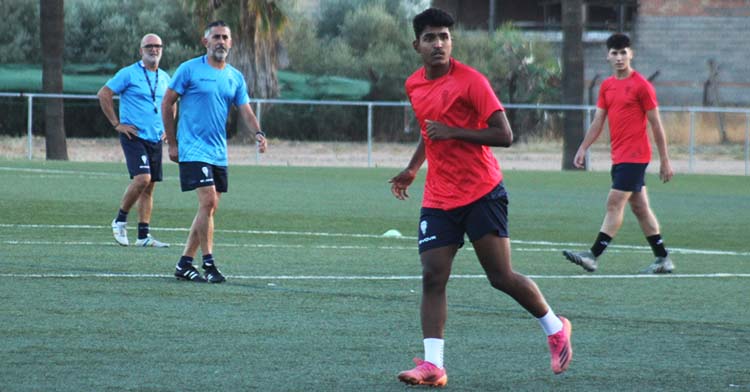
[639,79,658,111]
[596,80,609,110]
[467,72,504,123]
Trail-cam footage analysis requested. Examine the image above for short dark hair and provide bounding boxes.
[413,8,454,40]
[204,20,229,38]
[606,33,631,50]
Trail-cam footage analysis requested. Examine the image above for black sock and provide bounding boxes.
[116,209,128,223]
[177,256,194,269]
[647,234,668,257]
[202,254,215,267]
[137,223,149,240]
[590,232,612,258]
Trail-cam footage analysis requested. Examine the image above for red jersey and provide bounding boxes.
[406,59,505,210]
[597,71,658,164]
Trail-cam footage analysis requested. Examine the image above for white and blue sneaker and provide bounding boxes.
[134,234,169,248]
[111,219,128,246]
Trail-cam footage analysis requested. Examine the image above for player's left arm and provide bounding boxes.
[646,107,674,183]
[425,110,512,147]
[238,103,267,153]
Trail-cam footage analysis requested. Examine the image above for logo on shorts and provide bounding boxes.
[199,166,214,184]
[420,220,428,235]
[139,154,149,169]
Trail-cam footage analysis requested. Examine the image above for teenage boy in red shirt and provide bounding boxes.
[562,33,675,274]
[389,8,573,387]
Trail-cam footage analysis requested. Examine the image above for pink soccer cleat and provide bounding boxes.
[548,316,573,374]
[397,357,448,387]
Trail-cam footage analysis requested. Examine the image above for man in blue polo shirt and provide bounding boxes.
[162,20,267,283]
[98,33,172,248]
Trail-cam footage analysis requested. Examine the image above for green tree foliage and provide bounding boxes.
[454,25,562,140]
[0,0,41,64]
[283,4,561,140]
[64,0,199,70]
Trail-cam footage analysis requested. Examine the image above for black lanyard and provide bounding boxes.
[142,63,159,113]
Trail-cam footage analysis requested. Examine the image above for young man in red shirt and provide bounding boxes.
[562,33,675,274]
[390,8,573,387]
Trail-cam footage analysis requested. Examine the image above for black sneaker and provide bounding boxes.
[174,264,207,282]
[202,264,226,283]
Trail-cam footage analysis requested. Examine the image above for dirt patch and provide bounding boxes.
[0,136,747,175]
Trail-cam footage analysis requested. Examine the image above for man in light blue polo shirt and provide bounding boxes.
[98,33,172,248]
[162,20,267,283]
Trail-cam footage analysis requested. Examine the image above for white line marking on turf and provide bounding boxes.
[0,166,120,177]
[0,240,737,256]
[0,272,749,280]
[1,223,749,257]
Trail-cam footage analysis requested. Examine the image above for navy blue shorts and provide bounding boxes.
[178,162,228,192]
[611,163,648,192]
[120,134,163,181]
[417,182,509,254]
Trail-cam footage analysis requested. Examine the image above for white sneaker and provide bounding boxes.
[134,234,170,248]
[111,219,128,246]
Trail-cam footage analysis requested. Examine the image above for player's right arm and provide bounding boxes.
[573,108,607,168]
[97,85,137,140]
[389,137,425,200]
[161,88,180,162]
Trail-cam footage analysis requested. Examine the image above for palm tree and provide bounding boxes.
[40,0,68,160]
[184,0,287,142]
[561,0,584,170]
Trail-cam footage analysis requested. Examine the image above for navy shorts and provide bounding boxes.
[611,163,648,192]
[417,182,509,254]
[120,134,163,181]
[179,162,228,192]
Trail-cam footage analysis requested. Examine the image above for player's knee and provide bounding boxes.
[421,267,449,292]
[132,175,151,191]
[629,201,650,218]
[486,273,514,293]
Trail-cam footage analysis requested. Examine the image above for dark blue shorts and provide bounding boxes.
[120,134,163,181]
[178,162,228,192]
[611,163,648,192]
[417,182,509,254]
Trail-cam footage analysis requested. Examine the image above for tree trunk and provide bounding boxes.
[561,0,584,170]
[40,0,68,160]
[232,2,280,144]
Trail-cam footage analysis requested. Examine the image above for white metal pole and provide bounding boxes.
[689,111,695,173]
[584,108,591,170]
[367,103,373,168]
[745,113,749,176]
[27,95,33,160]
[255,101,262,164]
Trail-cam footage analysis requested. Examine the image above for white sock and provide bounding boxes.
[423,338,444,369]
[538,309,564,336]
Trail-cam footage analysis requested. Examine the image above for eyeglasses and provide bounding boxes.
[142,44,163,49]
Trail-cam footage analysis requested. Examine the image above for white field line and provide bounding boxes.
[1,223,749,257]
[0,272,749,280]
[0,166,121,177]
[0,239,717,256]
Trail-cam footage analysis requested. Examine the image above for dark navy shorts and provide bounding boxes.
[120,134,163,181]
[417,182,509,254]
[611,163,648,192]
[178,162,228,192]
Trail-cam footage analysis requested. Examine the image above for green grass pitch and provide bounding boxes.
[0,159,748,391]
